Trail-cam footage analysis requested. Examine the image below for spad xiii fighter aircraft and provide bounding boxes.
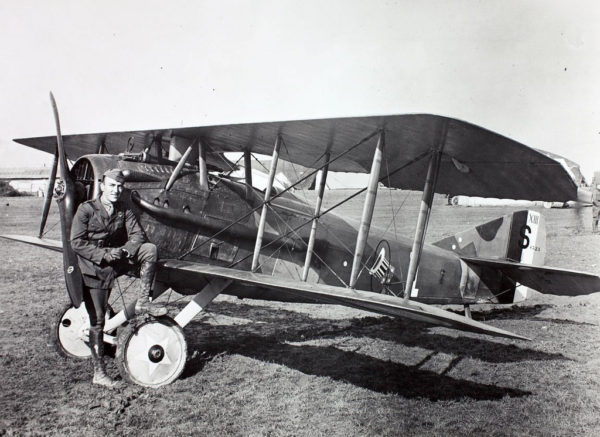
[3,94,600,387]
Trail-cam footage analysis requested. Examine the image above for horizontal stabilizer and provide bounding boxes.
[0,235,63,253]
[160,260,529,340]
[462,257,600,296]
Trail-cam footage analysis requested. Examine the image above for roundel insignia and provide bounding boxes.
[67,266,74,274]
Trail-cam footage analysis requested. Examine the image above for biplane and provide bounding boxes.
[2,94,599,387]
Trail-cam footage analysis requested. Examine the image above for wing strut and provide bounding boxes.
[403,120,448,300]
[198,140,209,191]
[38,148,59,238]
[349,132,385,288]
[165,142,194,191]
[174,278,232,328]
[251,135,282,271]
[244,150,253,199]
[302,152,330,281]
[96,141,105,154]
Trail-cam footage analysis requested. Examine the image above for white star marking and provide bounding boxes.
[133,334,174,379]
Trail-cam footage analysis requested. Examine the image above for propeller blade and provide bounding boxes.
[38,148,58,238]
[49,92,84,308]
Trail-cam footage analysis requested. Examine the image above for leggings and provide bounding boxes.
[83,287,110,331]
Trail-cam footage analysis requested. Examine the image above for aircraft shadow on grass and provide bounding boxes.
[176,300,574,400]
[184,332,529,401]
[448,304,596,327]
[189,300,570,363]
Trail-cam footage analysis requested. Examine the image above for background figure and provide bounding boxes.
[592,173,600,233]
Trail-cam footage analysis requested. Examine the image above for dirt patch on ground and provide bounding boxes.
[0,195,599,436]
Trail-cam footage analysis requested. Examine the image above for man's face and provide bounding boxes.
[100,176,124,204]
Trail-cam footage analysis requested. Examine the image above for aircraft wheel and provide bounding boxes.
[116,316,187,387]
[51,303,114,359]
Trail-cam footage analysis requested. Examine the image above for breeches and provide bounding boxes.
[82,242,158,289]
[113,241,158,277]
[129,242,158,265]
[83,242,158,328]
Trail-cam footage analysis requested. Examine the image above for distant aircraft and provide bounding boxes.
[449,151,594,209]
[3,94,599,387]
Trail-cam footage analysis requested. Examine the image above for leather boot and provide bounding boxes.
[89,328,121,388]
[135,261,167,317]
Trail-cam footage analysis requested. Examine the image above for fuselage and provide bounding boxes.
[71,154,503,306]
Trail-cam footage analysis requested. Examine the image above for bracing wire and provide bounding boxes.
[176,128,383,260]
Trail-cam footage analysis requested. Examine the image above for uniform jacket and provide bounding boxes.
[70,198,147,282]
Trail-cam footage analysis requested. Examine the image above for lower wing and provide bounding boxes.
[1,235,63,253]
[159,260,528,340]
[0,234,528,340]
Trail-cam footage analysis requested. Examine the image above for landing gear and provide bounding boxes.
[464,304,472,319]
[51,304,114,359]
[116,316,187,388]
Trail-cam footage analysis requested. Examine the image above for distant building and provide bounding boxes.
[0,167,55,196]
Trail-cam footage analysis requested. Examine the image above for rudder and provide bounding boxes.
[433,210,546,303]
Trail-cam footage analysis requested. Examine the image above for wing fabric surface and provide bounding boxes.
[1,235,63,253]
[159,260,528,340]
[462,257,600,296]
[15,114,577,201]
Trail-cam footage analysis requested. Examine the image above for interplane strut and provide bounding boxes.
[403,120,448,300]
[349,132,385,289]
[302,152,330,281]
[251,135,282,272]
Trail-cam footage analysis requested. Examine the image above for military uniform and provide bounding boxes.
[71,197,151,289]
[592,186,600,233]
[70,168,163,387]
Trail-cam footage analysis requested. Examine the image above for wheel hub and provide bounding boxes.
[148,344,165,363]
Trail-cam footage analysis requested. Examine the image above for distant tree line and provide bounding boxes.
[0,181,30,197]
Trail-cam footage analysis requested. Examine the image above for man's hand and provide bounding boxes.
[103,248,125,263]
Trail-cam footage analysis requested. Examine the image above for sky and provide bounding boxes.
[1,0,598,181]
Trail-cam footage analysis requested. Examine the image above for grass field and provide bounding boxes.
[0,194,599,436]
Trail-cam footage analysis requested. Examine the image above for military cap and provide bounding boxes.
[102,168,125,183]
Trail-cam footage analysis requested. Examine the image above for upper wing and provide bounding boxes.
[15,114,577,201]
[159,260,528,340]
[462,257,600,296]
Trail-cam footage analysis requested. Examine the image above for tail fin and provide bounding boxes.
[433,210,546,302]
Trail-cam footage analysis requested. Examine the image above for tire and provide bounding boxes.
[50,303,115,359]
[116,316,187,387]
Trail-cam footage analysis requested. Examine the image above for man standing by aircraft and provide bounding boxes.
[592,180,600,233]
[70,169,167,387]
